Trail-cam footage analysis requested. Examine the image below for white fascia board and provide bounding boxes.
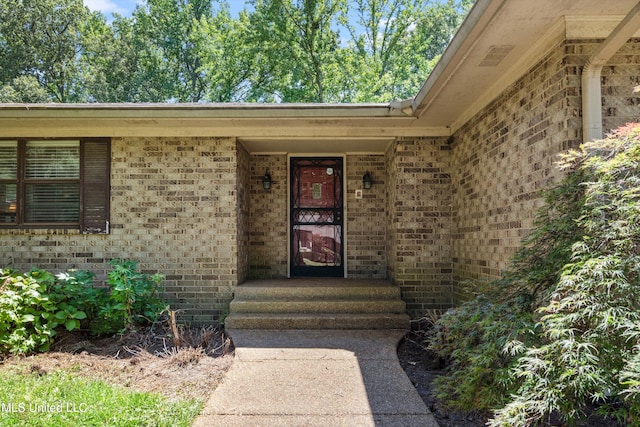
[0,102,399,119]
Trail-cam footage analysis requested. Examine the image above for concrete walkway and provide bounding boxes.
[193,329,439,427]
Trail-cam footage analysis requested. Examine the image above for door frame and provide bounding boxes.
[287,153,347,278]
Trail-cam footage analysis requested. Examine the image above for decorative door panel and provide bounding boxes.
[290,157,344,277]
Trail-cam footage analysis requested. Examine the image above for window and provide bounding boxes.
[0,138,110,233]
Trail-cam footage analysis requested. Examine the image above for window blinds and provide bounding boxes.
[25,141,80,223]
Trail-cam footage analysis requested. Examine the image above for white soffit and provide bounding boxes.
[411,0,640,132]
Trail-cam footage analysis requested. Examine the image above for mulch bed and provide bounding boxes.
[397,331,488,427]
[0,320,234,403]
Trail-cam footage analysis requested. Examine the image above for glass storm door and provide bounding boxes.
[290,157,344,277]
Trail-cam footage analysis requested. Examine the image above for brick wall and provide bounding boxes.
[0,136,241,324]
[345,154,386,279]
[450,39,640,302]
[385,138,453,316]
[236,142,250,283]
[247,154,389,279]
[248,154,288,278]
[569,38,640,133]
[3,39,638,322]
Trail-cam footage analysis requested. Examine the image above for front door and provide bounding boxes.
[290,157,344,277]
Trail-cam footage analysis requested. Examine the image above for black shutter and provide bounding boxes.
[80,138,110,234]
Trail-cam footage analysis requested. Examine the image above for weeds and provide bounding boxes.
[93,259,166,335]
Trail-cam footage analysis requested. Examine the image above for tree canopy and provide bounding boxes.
[0,0,472,103]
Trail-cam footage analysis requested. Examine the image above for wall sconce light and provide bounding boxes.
[262,170,272,190]
[363,171,373,189]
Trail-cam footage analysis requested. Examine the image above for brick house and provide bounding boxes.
[1,0,639,324]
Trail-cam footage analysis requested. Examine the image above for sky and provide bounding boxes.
[83,0,247,19]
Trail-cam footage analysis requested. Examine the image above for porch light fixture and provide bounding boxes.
[262,170,272,190]
[363,171,373,189]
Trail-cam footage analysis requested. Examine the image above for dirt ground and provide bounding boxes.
[397,331,488,427]
[0,322,234,403]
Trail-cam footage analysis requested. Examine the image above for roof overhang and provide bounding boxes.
[0,103,447,154]
[409,0,640,132]
[1,0,638,153]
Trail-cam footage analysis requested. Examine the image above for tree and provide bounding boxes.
[341,0,472,101]
[81,12,171,103]
[432,123,640,426]
[0,0,473,103]
[133,0,216,102]
[0,76,50,103]
[0,0,89,102]
[248,0,348,102]
[198,6,268,102]
[491,124,640,426]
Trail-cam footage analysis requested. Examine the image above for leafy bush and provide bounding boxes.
[0,260,167,354]
[431,167,586,412]
[432,123,640,426]
[432,297,535,411]
[49,270,103,332]
[0,269,86,354]
[93,259,166,335]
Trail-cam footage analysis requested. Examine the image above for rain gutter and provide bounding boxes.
[390,0,501,117]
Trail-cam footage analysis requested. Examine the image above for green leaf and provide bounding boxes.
[65,319,80,331]
[21,314,35,323]
[72,311,87,320]
[54,311,68,320]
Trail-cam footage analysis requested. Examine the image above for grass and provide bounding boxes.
[0,366,203,427]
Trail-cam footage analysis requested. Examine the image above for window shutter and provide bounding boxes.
[81,138,110,234]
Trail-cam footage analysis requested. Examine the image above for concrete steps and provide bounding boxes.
[225,280,411,330]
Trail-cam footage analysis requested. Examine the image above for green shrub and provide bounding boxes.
[490,124,640,426]
[432,123,640,426]
[52,270,106,321]
[93,259,166,335]
[432,297,535,411]
[0,269,86,354]
[430,166,586,413]
[0,260,168,354]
